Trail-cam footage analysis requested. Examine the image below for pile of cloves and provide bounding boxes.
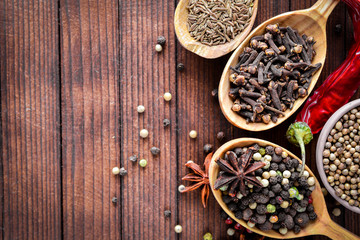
[229,24,322,124]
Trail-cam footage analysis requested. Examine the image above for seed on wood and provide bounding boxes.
[140,129,149,138]
[211,88,218,98]
[155,44,163,52]
[164,210,172,218]
[163,119,171,127]
[137,105,145,113]
[177,63,185,71]
[189,130,197,139]
[150,147,160,155]
[204,144,214,153]
[216,131,225,141]
[157,36,166,45]
[111,197,118,204]
[129,155,138,162]
[112,167,120,175]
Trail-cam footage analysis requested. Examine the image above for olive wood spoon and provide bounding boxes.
[219,0,339,131]
[209,138,360,239]
[174,0,258,59]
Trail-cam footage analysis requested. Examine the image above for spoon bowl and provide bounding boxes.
[209,138,360,239]
[174,0,258,59]
[219,0,338,131]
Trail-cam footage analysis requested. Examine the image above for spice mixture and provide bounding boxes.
[229,24,321,124]
[187,0,254,46]
[214,144,317,235]
[323,107,360,208]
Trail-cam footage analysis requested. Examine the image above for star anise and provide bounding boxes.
[214,145,265,196]
[181,152,213,208]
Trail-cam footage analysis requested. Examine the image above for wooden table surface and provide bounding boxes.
[1,0,360,239]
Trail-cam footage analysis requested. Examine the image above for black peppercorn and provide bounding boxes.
[228,202,238,212]
[203,144,214,153]
[177,63,185,71]
[272,223,281,230]
[292,159,299,168]
[211,89,218,98]
[278,212,286,222]
[235,210,243,219]
[242,208,253,221]
[256,214,267,224]
[299,199,309,208]
[294,225,301,234]
[268,191,275,198]
[294,213,310,227]
[270,163,279,171]
[265,146,274,155]
[255,169,263,175]
[278,163,286,172]
[216,131,225,141]
[282,184,290,191]
[271,183,282,193]
[284,215,295,229]
[150,147,160,156]
[222,195,233,204]
[272,153,282,163]
[258,221,273,231]
[270,198,276,205]
[262,188,269,195]
[112,197,118,203]
[164,210,172,218]
[308,211,317,220]
[119,167,127,176]
[335,24,342,33]
[234,147,243,156]
[280,190,290,200]
[306,205,314,212]
[129,155,138,162]
[298,176,308,187]
[290,172,300,181]
[269,177,278,185]
[163,119,170,127]
[157,36,166,45]
[256,204,267,215]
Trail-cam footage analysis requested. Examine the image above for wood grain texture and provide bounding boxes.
[0,0,61,239]
[119,0,178,239]
[59,0,120,239]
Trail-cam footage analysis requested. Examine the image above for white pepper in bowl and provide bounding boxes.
[322,106,360,209]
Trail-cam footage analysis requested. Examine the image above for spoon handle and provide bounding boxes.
[317,219,360,240]
[310,0,339,20]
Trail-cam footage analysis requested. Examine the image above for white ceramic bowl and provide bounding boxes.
[316,99,360,214]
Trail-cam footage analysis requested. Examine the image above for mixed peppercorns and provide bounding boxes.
[215,144,317,235]
[322,107,360,208]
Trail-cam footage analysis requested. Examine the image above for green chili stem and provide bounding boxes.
[294,130,306,176]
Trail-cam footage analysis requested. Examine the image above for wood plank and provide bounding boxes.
[59,0,120,239]
[0,0,61,239]
[119,0,178,239]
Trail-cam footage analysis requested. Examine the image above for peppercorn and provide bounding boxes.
[189,130,197,138]
[294,213,310,227]
[234,223,242,230]
[140,129,149,138]
[137,105,145,113]
[258,221,273,231]
[177,63,184,71]
[203,232,213,240]
[225,217,233,225]
[270,163,279,171]
[266,146,274,155]
[234,147,243,156]
[174,225,182,233]
[268,191,275,198]
[155,44,163,52]
[203,144,213,154]
[279,163,286,172]
[267,204,276,213]
[269,215,278,223]
[272,184,282,193]
[269,177,278,185]
[228,202,238,212]
[220,210,228,219]
[227,228,235,236]
[112,197,118,203]
[163,92,172,101]
[235,210,243,219]
[216,131,225,141]
[178,185,185,192]
[162,119,170,127]
[112,167,120,175]
[256,204,267,215]
[294,225,301,234]
[129,155,138,162]
[164,210,171,217]
[308,211,317,220]
[139,159,147,167]
[150,147,160,156]
[119,167,127,176]
[242,208,253,221]
[157,36,166,45]
[282,183,290,191]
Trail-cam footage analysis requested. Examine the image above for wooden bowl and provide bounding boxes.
[218,0,337,131]
[209,138,360,239]
[174,0,258,59]
[316,99,360,214]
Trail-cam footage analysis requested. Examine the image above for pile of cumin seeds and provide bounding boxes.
[187,0,254,46]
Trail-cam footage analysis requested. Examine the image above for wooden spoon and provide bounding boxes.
[219,0,338,131]
[209,138,360,240]
[174,0,258,59]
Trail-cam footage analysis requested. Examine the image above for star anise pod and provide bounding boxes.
[181,152,213,208]
[214,145,265,196]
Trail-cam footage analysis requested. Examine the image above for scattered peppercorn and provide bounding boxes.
[140,129,149,138]
[226,228,235,236]
[111,197,117,203]
[216,131,225,141]
[174,225,182,233]
[203,232,213,240]
[189,130,197,139]
[155,44,163,52]
[211,89,218,98]
[119,167,127,176]
[178,185,185,192]
[112,167,120,175]
[203,144,213,154]
[164,210,172,218]
[163,92,172,101]
[332,208,341,217]
[157,36,166,45]
[137,105,145,113]
[335,24,342,33]
[177,63,185,71]
[163,119,170,127]
[129,155,138,162]
[139,159,147,168]
[150,147,160,156]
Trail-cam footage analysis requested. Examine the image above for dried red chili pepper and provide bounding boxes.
[287,0,360,173]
